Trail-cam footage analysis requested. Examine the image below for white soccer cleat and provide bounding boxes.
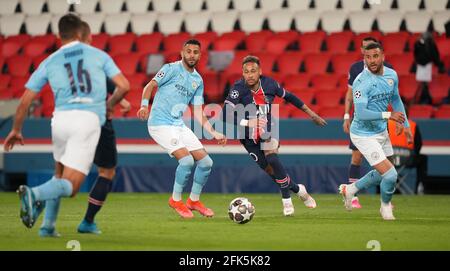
[339,184,354,211]
[380,202,396,220]
[297,184,317,209]
[283,200,295,216]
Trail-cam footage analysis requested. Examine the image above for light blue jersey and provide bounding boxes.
[149,61,204,126]
[26,41,121,125]
[351,66,409,136]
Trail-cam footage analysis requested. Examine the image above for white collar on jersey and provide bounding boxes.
[60,40,80,49]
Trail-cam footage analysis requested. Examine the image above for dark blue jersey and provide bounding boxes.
[348,60,393,87]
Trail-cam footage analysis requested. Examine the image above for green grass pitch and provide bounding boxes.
[1,193,449,251]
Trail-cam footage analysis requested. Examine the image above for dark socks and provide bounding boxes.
[84,176,112,223]
[266,153,299,198]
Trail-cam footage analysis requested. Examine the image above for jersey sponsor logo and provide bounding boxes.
[354,90,362,99]
[156,71,165,78]
[230,90,239,99]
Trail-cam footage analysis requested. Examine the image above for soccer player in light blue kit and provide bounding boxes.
[3,14,130,235]
[137,39,226,219]
[338,43,412,220]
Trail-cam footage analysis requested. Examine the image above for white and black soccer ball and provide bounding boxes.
[228,197,255,224]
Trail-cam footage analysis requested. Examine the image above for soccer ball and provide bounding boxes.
[228,197,255,224]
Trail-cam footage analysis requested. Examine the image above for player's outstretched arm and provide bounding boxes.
[137,79,157,120]
[193,105,227,145]
[3,89,38,151]
[301,104,327,126]
[343,86,353,134]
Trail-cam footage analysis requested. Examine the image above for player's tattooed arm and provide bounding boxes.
[301,104,327,126]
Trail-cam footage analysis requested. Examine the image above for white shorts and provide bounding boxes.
[148,125,204,156]
[51,110,101,175]
[350,130,394,166]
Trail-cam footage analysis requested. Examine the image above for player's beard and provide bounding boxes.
[368,62,382,74]
[183,57,198,69]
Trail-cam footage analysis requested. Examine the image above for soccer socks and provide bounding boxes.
[190,155,213,201]
[380,167,398,204]
[41,197,60,229]
[348,164,361,183]
[31,177,73,201]
[172,155,195,201]
[84,176,113,223]
[354,169,382,191]
[265,153,293,198]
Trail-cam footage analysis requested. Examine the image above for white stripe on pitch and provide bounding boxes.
[1,144,450,155]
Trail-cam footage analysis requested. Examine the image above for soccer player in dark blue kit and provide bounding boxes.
[223,55,327,216]
[343,37,394,209]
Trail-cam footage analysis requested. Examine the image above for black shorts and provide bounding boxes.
[240,139,269,170]
[93,119,118,169]
[349,137,358,151]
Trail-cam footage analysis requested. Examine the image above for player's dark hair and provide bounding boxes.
[79,21,91,41]
[362,37,379,44]
[365,42,384,51]
[242,55,260,66]
[183,39,201,49]
[58,13,82,40]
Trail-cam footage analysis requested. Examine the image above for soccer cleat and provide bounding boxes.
[169,197,194,218]
[351,196,362,209]
[77,219,102,234]
[17,185,36,228]
[33,200,46,223]
[297,184,317,209]
[380,202,395,220]
[186,198,214,217]
[339,184,354,211]
[282,200,295,216]
[39,227,61,238]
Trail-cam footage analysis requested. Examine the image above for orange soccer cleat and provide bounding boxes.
[169,197,194,219]
[186,198,214,217]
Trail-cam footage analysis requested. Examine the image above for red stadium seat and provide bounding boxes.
[303,53,331,75]
[319,105,345,119]
[163,33,192,54]
[91,33,110,50]
[291,103,318,119]
[407,32,421,52]
[330,53,360,75]
[193,31,219,51]
[252,52,277,73]
[436,38,450,57]
[203,73,222,102]
[398,74,419,103]
[245,30,274,52]
[222,51,250,76]
[380,32,409,54]
[428,75,450,105]
[40,84,55,117]
[291,88,315,105]
[135,33,164,55]
[408,104,434,119]
[196,53,216,76]
[1,41,21,58]
[23,41,48,57]
[0,57,5,72]
[276,51,304,76]
[325,31,354,53]
[7,55,32,76]
[283,74,311,91]
[434,105,450,119]
[32,53,50,69]
[274,31,299,44]
[264,36,292,55]
[164,52,182,63]
[29,34,56,50]
[9,76,28,96]
[298,31,326,53]
[108,33,136,56]
[310,74,339,90]
[315,90,342,106]
[113,53,141,76]
[5,34,31,48]
[385,53,413,76]
[126,73,147,90]
[0,74,11,90]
